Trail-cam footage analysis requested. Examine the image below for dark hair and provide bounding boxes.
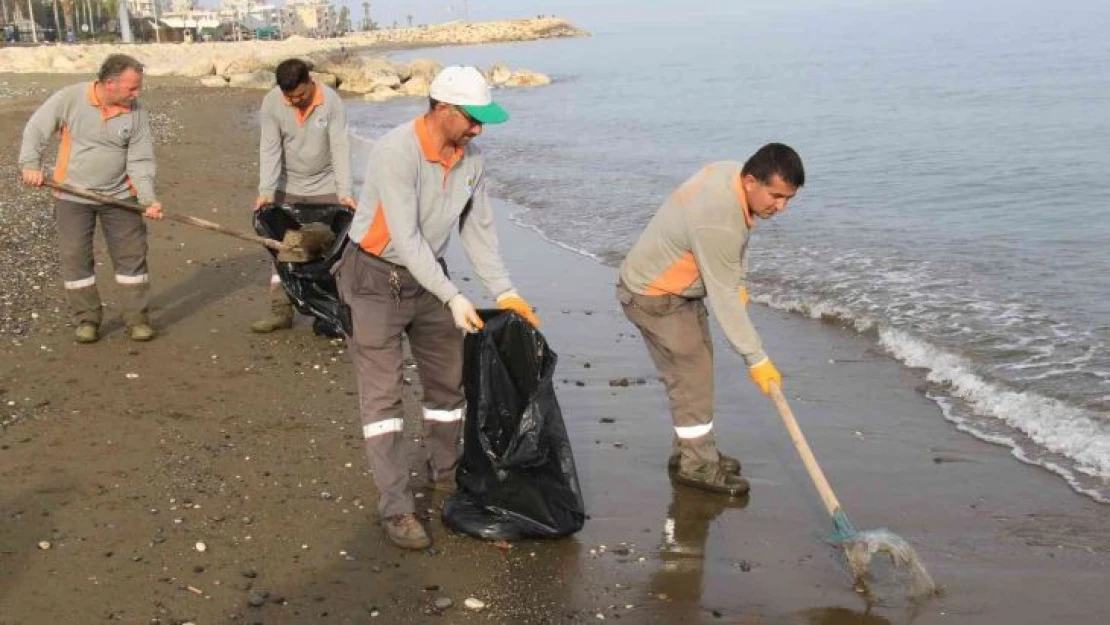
[98,54,144,82]
[742,143,805,188]
[275,58,312,92]
[428,97,442,112]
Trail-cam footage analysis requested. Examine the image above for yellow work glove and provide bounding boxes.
[497,290,541,328]
[739,286,751,307]
[748,357,781,395]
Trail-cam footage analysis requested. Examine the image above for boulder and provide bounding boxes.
[180,58,216,78]
[227,71,275,90]
[199,75,229,88]
[311,72,338,88]
[364,86,403,102]
[406,58,442,84]
[488,62,512,86]
[398,75,430,97]
[505,69,552,87]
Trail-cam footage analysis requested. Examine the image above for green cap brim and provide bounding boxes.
[461,102,509,124]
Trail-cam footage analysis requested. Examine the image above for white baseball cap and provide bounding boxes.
[429,66,509,124]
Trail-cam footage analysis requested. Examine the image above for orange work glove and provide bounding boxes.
[497,290,541,328]
[748,357,781,395]
[739,286,751,307]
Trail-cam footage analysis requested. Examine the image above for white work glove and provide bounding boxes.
[447,294,484,334]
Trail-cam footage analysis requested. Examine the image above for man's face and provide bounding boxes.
[282,81,316,111]
[743,173,798,219]
[103,68,143,106]
[444,104,483,146]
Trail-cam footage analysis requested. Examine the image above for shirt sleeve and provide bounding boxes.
[125,108,157,205]
[689,223,767,365]
[369,145,460,304]
[258,96,283,197]
[458,169,514,298]
[18,89,67,171]
[328,98,353,199]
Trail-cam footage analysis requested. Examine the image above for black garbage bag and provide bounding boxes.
[252,203,352,337]
[443,310,586,540]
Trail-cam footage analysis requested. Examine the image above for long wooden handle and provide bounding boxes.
[769,383,844,518]
[44,181,291,253]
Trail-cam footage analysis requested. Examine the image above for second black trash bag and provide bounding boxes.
[443,310,586,540]
[253,203,352,337]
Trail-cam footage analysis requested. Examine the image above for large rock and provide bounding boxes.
[179,58,216,78]
[504,69,552,87]
[227,71,275,90]
[364,86,403,102]
[405,58,442,84]
[216,55,270,78]
[200,76,229,88]
[311,72,338,88]
[398,75,430,98]
[488,62,512,86]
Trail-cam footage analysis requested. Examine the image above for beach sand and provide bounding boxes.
[0,74,1106,624]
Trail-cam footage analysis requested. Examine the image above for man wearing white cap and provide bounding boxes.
[337,66,540,549]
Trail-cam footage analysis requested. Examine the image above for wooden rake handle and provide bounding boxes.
[769,383,844,518]
[43,181,291,253]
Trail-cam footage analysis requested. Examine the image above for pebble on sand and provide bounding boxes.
[464,597,486,611]
[37,541,51,550]
[195,541,207,552]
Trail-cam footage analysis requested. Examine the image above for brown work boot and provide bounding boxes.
[129,323,155,342]
[669,452,741,475]
[74,322,99,344]
[251,302,293,333]
[383,513,431,550]
[673,462,751,497]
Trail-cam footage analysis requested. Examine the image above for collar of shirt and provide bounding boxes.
[86,82,131,121]
[287,82,326,126]
[732,172,755,229]
[414,115,463,172]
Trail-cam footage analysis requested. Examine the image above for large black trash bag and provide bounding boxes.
[252,203,352,337]
[443,310,586,540]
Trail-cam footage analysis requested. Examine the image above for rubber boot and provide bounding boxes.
[251,293,293,333]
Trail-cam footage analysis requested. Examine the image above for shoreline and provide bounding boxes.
[0,74,1107,624]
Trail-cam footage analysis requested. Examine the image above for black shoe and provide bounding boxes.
[668,452,741,475]
[672,463,751,497]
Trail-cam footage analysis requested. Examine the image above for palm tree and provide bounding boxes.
[61,0,74,38]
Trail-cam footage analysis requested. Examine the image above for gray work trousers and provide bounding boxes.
[55,199,150,326]
[617,281,722,470]
[265,191,341,309]
[335,245,464,518]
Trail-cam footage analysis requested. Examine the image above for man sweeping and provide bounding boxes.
[336,66,540,550]
[19,53,163,343]
[617,144,805,496]
[251,58,355,334]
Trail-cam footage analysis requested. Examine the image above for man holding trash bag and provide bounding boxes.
[336,66,540,550]
[19,53,163,344]
[618,144,805,496]
[251,58,355,334]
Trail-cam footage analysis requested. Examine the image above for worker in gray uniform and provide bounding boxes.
[19,53,163,343]
[251,58,355,333]
[618,144,805,496]
[337,66,540,550]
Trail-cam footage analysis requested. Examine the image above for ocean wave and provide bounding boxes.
[756,290,1110,501]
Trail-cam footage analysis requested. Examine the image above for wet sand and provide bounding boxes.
[0,74,1107,624]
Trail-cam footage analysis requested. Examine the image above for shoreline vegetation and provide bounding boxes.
[0,17,586,99]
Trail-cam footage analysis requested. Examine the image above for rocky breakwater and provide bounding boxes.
[203,54,552,101]
[0,17,586,78]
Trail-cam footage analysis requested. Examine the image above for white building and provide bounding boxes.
[128,0,167,19]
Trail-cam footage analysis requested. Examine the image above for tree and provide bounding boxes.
[61,0,73,36]
[336,5,349,34]
[406,13,412,28]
